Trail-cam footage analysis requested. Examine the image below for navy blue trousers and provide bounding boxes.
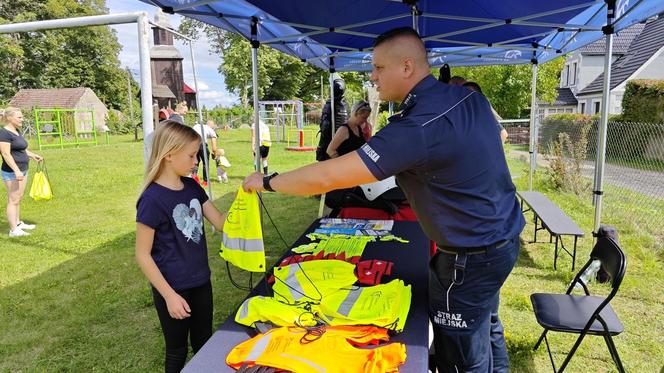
[429,236,519,373]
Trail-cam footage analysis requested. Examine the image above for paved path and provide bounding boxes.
[510,150,664,200]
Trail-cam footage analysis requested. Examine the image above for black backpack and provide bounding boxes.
[316,99,349,161]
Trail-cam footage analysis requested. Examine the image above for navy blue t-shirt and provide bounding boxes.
[0,127,29,172]
[357,75,524,248]
[136,177,211,290]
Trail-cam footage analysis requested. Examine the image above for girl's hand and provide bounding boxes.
[165,293,191,319]
[14,170,24,181]
[33,154,43,162]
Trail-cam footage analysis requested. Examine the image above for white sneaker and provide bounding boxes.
[222,174,229,183]
[17,221,36,230]
[9,228,30,237]
[216,175,223,183]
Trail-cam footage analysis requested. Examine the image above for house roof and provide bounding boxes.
[540,87,578,106]
[9,87,91,109]
[183,83,196,94]
[577,23,645,55]
[578,17,664,95]
[153,84,176,99]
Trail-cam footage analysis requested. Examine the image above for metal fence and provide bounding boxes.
[536,119,664,234]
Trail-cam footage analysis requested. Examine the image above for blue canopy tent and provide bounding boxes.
[140,0,664,232]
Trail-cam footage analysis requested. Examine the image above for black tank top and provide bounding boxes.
[336,123,366,156]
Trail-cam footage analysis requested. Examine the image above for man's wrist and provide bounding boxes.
[263,172,278,192]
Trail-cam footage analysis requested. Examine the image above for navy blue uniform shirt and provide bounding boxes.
[357,75,524,248]
[137,177,211,290]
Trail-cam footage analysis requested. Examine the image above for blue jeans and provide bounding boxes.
[2,170,27,181]
[429,236,519,373]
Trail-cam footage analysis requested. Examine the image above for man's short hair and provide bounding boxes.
[463,81,483,94]
[373,27,422,48]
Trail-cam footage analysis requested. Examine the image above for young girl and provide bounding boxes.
[135,121,226,372]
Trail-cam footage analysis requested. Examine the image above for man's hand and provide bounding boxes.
[242,171,265,193]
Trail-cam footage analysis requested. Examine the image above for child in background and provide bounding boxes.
[135,120,227,373]
[214,148,230,183]
[251,119,272,174]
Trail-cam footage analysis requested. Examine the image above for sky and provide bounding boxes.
[106,0,238,108]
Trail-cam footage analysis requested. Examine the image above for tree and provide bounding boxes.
[438,58,564,118]
[0,0,129,110]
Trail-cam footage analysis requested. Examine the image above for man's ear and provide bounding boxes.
[402,57,415,78]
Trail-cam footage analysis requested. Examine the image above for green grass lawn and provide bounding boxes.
[0,130,662,372]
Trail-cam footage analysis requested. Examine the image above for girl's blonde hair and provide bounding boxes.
[142,121,201,193]
[0,107,22,123]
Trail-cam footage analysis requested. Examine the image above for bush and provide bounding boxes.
[545,131,591,195]
[622,80,664,123]
[540,114,592,194]
[305,109,321,125]
[539,113,594,155]
[106,109,134,134]
[375,111,390,131]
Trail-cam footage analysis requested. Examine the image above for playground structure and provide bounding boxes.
[34,108,109,150]
[259,100,315,151]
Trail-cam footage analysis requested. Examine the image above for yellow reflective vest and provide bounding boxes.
[319,279,412,332]
[219,187,265,272]
[226,325,406,373]
[235,259,411,331]
[272,260,357,304]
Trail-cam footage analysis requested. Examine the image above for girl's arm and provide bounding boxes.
[203,200,227,231]
[135,223,191,319]
[326,126,349,159]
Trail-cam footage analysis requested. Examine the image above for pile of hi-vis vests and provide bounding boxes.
[220,189,411,372]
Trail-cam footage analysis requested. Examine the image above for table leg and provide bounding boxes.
[554,235,559,270]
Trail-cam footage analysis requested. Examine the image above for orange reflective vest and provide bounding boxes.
[226,325,406,373]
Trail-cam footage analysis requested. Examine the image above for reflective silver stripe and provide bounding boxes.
[222,234,264,252]
[245,332,272,361]
[281,269,305,302]
[280,353,326,372]
[336,287,363,316]
[238,298,251,319]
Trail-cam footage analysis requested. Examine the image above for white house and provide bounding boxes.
[538,16,664,117]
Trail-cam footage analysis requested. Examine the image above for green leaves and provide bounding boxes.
[437,58,564,119]
[0,0,128,110]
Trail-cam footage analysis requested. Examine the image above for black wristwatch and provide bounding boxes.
[263,172,278,192]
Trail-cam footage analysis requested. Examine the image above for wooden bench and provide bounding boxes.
[517,191,584,270]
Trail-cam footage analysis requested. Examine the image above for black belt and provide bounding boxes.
[437,239,510,255]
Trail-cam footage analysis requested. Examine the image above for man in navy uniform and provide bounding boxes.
[242,27,524,372]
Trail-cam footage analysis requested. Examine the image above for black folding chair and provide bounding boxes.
[530,235,626,372]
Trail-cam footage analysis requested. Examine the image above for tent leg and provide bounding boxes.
[528,61,538,191]
[593,6,616,234]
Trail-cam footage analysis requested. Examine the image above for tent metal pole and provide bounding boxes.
[329,58,336,139]
[411,5,419,32]
[137,14,154,166]
[251,17,261,173]
[593,2,616,233]
[190,41,212,197]
[528,61,538,191]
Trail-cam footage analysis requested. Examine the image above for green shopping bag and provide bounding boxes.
[29,161,53,201]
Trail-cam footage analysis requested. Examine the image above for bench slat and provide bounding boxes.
[517,191,584,237]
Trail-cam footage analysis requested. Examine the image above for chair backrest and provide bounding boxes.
[589,236,627,291]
